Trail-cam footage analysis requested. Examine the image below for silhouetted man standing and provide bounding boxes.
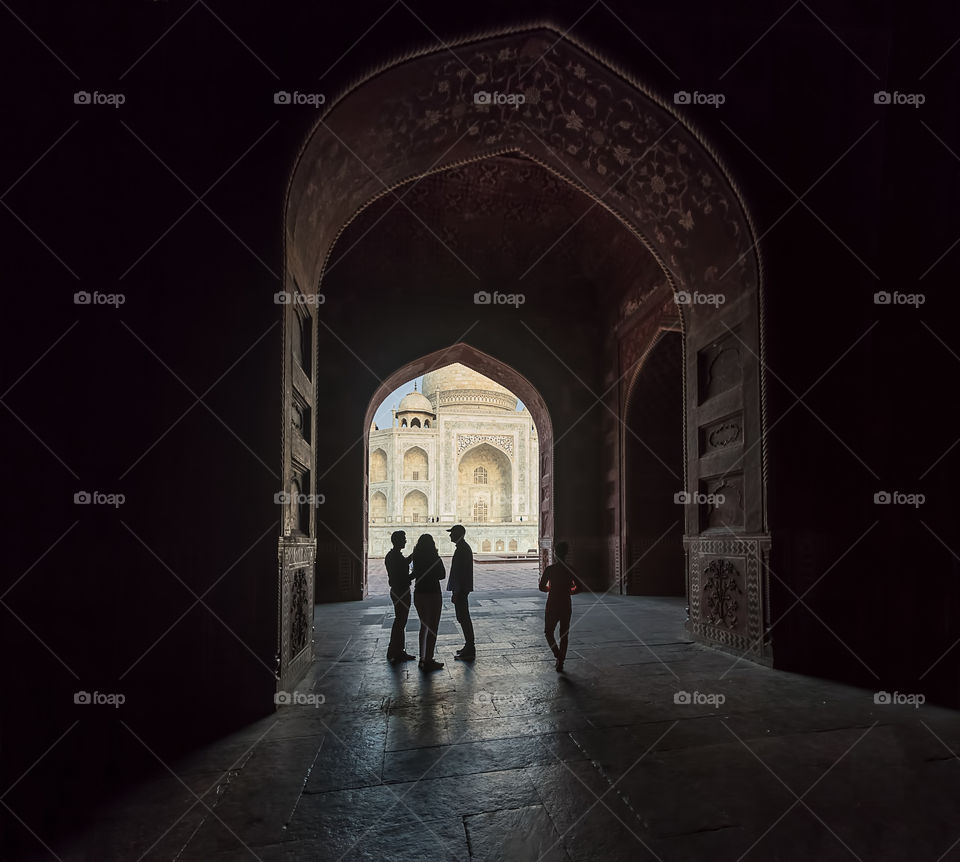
[385,531,415,663]
[446,524,475,660]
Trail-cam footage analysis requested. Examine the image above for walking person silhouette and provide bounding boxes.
[446,524,475,661]
[539,541,585,672]
[384,530,415,663]
[411,534,446,671]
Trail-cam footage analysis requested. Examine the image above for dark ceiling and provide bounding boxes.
[323,153,668,314]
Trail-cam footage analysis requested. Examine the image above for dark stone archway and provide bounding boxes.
[282,25,770,662]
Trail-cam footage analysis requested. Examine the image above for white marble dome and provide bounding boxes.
[397,390,434,414]
[421,363,517,411]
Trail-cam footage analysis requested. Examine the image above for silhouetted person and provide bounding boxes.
[385,530,416,663]
[539,541,585,672]
[411,534,446,671]
[446,524,475,660]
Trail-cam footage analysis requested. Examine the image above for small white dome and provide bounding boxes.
[397,390,434,413]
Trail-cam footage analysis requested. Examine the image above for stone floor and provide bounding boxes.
[48,591,960,861]
[366,558,539,596]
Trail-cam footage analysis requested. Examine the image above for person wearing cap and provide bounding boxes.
[446,524,475,660]
[384,530,416,663]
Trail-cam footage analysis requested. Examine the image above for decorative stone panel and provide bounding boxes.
[699,414,743,455]
[686,535,771,662]
[278,537,316,691]
[698,335,742,403]
[702,473,745,530]
[456,433,514,456]
[439,389,516,412]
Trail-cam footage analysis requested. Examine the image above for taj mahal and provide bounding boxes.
[367,363,539,559]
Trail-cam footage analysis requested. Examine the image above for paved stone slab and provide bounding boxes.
[382,733,584,783]
[464,804,571,861]
[47,592,960,861]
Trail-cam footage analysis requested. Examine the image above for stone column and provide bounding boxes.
[393,433,402,521]
[511,432,519,522]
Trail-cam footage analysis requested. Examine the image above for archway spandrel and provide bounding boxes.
[288,28,757,300]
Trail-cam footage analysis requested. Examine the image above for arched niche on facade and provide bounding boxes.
[402,490,428,523]
[370,448,387,483]
[369,490,387,523]
[402,446,429,481]
[457,442,512,523]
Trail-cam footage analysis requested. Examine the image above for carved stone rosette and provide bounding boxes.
[685,535,772,662]
[277,537,316,691]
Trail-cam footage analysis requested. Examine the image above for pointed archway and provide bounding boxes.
[281,24,771,681]
[362,343,554,595]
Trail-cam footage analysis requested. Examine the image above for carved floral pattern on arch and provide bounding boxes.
[367,33,749,285]
[457,434,514,456]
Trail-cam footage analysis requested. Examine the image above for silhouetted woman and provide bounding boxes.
[411,534,446,671]
[539,541,585,672]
